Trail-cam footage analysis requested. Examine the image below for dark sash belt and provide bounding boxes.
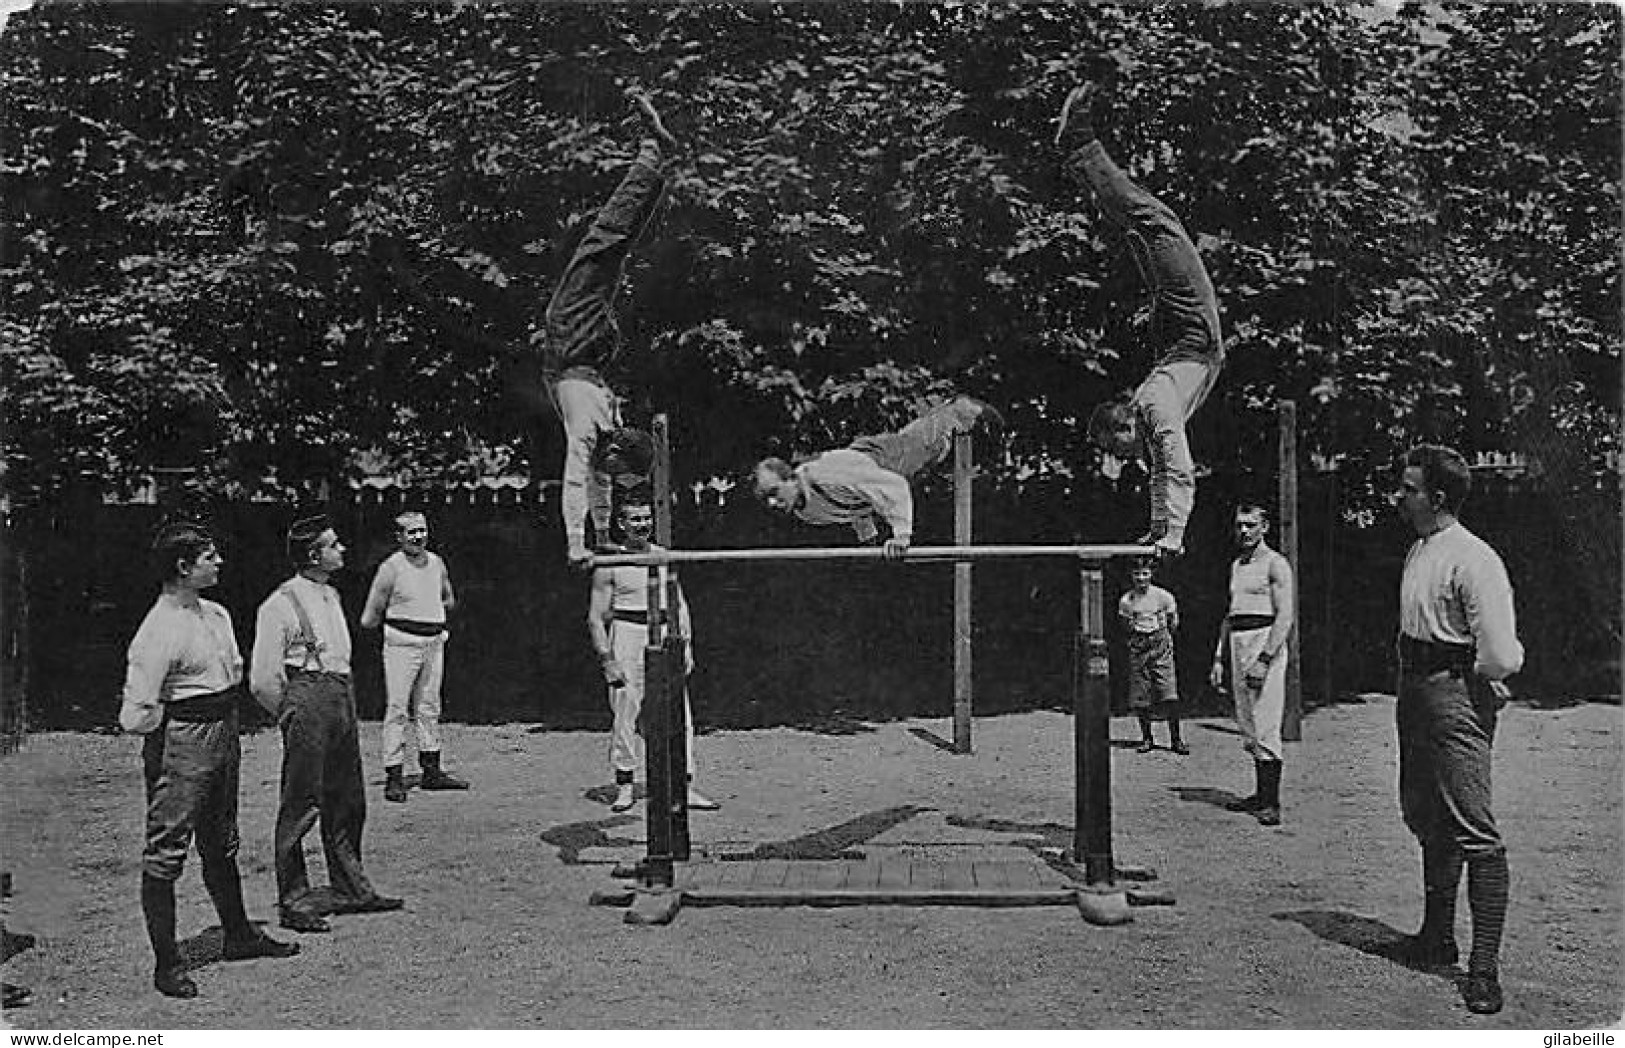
[165,687,241,723]
[612,609,665,626]
[386,618,446,637]
[287,667,351,682]
[1227,614,1276,631]
[1398,635,1475,677]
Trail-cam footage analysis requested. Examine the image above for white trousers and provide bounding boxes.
[1227,626,1286,762]
[609,621,695,778]
[381,626,447,768]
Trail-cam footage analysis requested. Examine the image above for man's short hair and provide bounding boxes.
[1086,394,1136,447]
[1402,444,1472,514]
[754,456,794,493]
[394,511,427,533]
[286,514,331,569]
[150,520,215,583]
[1234,500,1270,522]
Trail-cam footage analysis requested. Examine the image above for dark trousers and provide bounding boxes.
[274,671,374,913]
[142,708,241,882]
[848,397,982,479]
[1126,628,1179,712]
[1397,667,1504,859]
[542,139,667,383]
[1069,140,1223,368]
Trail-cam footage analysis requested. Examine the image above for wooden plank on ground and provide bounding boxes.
[875,856,910,890]
[941,859,975,891]
[1003,860,1045,889]
[682,886,1078,907]
[749,860,791,888]
[713,861,754,888]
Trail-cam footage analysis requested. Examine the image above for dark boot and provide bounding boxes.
[1255,760,1283,826]
[1169,718,1190,756]
[204,858,299,961]
[384,764,408,803]
[1135,714,1156,753]
[1226,760,1267,812]
[141,874,196,999]
[419,751,468,791]
[1397,843,1462,967]
[1464,850,1510,1014]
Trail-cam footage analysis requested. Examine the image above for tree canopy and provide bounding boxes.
[2,1,1618,508]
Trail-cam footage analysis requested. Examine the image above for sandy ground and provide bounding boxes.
[0,695,1620,1030]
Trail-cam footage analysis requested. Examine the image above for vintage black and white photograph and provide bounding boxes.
[0,0,1619,1033]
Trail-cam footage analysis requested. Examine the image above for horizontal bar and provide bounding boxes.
[594,544,1156,567]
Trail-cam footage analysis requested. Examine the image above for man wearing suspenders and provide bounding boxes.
[251,516,403,934]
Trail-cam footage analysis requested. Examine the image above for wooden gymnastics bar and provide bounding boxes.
[594,543,1154,568]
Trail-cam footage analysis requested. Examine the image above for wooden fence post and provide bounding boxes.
[953,432,973,754]
[1278,401,1302,741]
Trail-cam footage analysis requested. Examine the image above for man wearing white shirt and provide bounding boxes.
[1390,445,1524,1016]
[752,396,1003,560]
[359,511,467,802]
[122,522,297,998]
[542,90,675,570]
[1055,82,1224,559]
[251,516,402,934]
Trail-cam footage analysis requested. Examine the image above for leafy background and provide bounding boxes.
[1,2,1618,725]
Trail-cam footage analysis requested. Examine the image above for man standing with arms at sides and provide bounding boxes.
[587,497,717,814]
[1055,81,1224,559]
[1118,557,1187,755]
[121,521,297,999]
[541,89,678,570]
[251,516,403,934]
[1390,445,1523,1016]
[1210,501,1295,827]
[360,511,468,803]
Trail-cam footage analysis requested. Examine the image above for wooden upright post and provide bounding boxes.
[641,415,680,885]
[651,414,690,861]
[652,414,673,549]
[1073,564,1114,886]
[1278,401,1302,742]
[952,432,973,754]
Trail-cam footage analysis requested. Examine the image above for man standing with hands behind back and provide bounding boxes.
[122,522,298,998]
[1390,445,1522,1016]
[360,511,468,803]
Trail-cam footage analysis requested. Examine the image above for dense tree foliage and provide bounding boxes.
[1,2,1618,507]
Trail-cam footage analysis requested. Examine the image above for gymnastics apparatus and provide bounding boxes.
[588,418,1170,927]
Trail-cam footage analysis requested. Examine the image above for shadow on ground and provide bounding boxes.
[725,806,929,860]
[1272,910,1460,981]
[1169,785,1251,811]
[538,814,643,865]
